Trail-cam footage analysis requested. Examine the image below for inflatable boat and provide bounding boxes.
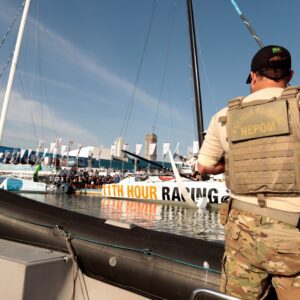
[0,190,224,299]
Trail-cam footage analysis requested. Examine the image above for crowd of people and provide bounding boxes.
[48,166,125,191]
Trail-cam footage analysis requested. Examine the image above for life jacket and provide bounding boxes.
[224,86,300,199]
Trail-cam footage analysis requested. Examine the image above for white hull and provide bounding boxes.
[102,175,228,206]
[0,176,47,193]
[0,163,55,179]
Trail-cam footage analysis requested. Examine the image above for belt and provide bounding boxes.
[231,199,300,228]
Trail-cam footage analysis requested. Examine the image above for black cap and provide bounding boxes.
[246,45,291,84]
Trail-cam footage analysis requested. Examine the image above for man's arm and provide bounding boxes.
[197,159,225,175]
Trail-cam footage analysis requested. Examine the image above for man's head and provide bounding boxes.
[246,45,293,92]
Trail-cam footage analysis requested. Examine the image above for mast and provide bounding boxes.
[0,0,31,145]
[186,0,204,146]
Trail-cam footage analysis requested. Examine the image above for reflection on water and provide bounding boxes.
[21,193,225,242]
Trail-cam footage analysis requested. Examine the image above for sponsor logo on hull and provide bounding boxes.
[102,182,228,204]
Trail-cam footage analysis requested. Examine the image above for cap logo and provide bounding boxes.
[272,47,282,54]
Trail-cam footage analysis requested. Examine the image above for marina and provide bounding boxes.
[0,0,299,299]
[20,192,225,242]
[0,190,225,300]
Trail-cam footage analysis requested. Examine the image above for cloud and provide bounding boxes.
[1,90,98,148]
[25,16,183,119]
[0,1,188,151]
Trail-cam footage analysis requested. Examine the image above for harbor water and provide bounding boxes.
[21,193,225,242]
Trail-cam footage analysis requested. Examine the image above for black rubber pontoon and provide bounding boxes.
[0,190,224,299]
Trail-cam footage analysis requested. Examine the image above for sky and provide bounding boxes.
[0,0,300,159]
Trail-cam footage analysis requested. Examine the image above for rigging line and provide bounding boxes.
[16,71,38,143]
[196,46,217,111]
[166,78,175,141]
[41,75,58,139]
[119,0,158,139]
[165,1,178,143]
[35,20,58,141]
[0,0,24,49]
[0,52,14,80]
[35,0,45,140]
[152,0,176,134]
[32,0,58,140]
[13,7,39,146]
[230,0,264,48]
[187,63,197,142]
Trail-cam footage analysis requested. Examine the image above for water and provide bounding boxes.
[21,193,225,242]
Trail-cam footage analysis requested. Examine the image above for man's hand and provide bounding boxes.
[197,160,225,175]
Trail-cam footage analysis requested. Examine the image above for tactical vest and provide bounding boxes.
[224,86,300,198]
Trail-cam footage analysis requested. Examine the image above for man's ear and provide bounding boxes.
[288,70,294,82]
[250,71,256,83]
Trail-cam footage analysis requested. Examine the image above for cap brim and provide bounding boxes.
[246,73,251,84]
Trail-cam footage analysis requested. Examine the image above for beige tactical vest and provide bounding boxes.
[225,86,300,198]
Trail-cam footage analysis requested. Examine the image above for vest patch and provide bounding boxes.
[229,100,289,142]
[225,86,300,195]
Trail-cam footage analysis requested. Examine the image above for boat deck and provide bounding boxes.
[0,238,149,300]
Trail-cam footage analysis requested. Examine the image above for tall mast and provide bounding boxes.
[0,0,31,145]
[186,0,204,146]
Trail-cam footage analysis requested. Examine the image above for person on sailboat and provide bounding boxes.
[197,45,300,300]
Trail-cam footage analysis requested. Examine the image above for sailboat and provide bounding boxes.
[0,174,47,193]
[102,149,228,207]
[101,0,228,208]
[0,1,233,299]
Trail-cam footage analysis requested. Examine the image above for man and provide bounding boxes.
[198,45,300,300]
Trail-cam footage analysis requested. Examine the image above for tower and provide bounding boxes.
[145,133,157,161]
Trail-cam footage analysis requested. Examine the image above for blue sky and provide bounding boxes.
[0,0,299,159]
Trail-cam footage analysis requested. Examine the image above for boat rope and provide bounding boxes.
[4,214,221,275]
[194,32,218,115]
[119,0,158,140]
[0,1,24,49]
[68,231,221,274]
[15,71,38,142]
[34,0,58,141]
[230,0,264,48]
[0,1,24,80]
[0,52,14,80]
[54,225,90,300]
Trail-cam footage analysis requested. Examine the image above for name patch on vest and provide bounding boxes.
[229,100,289,142]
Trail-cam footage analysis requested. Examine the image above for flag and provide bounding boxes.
[135,144,142,155]
[162,143,170,159]
[49,143,56,154]
[55,137,62,155]
[67,140,74,153]
[61,145,67,156]
[173,142,180,158]
[36,139,44,153]
[110,145,116,156]
[20,149,26,160]
[42,148,48,159]
[96,145,103,160]
[193,140,199,155]
[149,143,156,156]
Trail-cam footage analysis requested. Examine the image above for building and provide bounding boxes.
[145,133,157,161]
